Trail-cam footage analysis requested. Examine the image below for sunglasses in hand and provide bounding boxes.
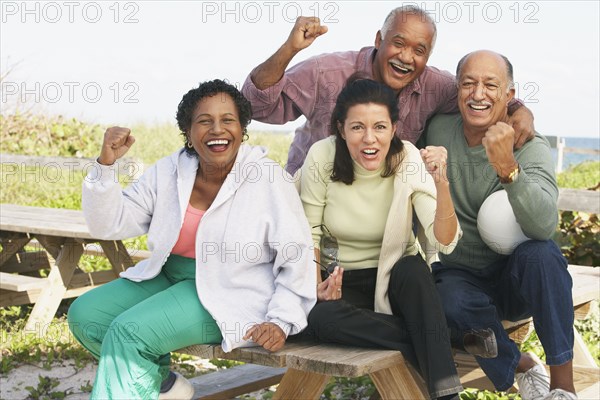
[312,224,339,276]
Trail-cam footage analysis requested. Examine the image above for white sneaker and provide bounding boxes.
[543,389,578,400]
[515,354,550,400]
[158,372,194,400]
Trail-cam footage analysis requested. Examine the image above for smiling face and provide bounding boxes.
[187,92,243,173]
[340,103,395,171]
[372,12,435,93]
[457,51,515,135]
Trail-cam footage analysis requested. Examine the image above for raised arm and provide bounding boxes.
[249,16,327,90]
[82,126,155,240]
[419,146,459,246]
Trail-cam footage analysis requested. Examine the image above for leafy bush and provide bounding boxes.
[555,161,600,266]
[0,113,104,157]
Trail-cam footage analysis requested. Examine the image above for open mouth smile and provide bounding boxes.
[390,61,414,75]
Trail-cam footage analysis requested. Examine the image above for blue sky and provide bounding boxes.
[1,1,599,138]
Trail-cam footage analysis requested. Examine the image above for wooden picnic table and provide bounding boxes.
[0,204,136,331]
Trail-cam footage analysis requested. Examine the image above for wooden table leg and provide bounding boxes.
[370,363,428,400]
[272,368,329,400]
[24,237,84,332]
[98,240,134,275]
[0,233,31,266]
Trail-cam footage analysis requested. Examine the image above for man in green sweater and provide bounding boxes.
[424,50,576,400]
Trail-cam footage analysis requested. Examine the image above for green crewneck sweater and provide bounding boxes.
[300,137,395,270]
[424,114,559,270]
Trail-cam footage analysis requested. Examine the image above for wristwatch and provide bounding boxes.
[499,163,520,184]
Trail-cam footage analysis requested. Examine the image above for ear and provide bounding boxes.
[507,87,515,104]
[375,30,383,49]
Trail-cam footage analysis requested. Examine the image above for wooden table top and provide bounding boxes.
[0,204,93,239]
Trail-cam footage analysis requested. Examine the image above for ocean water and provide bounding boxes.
[549,136,599,170]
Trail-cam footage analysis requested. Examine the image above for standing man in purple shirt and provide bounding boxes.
[242,5,534,174]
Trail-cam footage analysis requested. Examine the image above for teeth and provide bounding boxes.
[363,149,377,154]
[207,139,229,146]
[391,63,412,73]
[470,104,490,110]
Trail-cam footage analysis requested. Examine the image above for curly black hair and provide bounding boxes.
[176,79,252,156]
[330,73,405,184]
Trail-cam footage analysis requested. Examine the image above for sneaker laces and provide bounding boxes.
[516,364,550,400]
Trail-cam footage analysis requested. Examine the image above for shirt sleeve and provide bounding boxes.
[82,160,156,240]
[263,163,317,336]
[504,137,559,239]
[241,57,321,124]
[298,142,330,249]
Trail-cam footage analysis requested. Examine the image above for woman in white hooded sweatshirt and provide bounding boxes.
[68,80,316,400]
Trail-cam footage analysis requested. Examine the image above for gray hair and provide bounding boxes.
[380,5,437,52]
[456,51,515,90]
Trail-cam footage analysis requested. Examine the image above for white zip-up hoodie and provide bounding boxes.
[82,145,316,352]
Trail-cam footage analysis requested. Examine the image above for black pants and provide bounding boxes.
[304,255,462,399]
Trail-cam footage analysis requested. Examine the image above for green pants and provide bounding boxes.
[68,254,222,399]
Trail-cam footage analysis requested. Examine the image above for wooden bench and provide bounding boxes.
[175,188,600,399]
[0,204,140,331]
[175,263,599,400]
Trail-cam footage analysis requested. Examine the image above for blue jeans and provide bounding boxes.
[432,240,573,391]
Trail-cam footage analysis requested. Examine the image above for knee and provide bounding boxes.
[307,301,345,339]
[389,256,431,286]
[512,240,568,275]
[67,296,97,341]
[308,301,340,326]
[436,283,490,328]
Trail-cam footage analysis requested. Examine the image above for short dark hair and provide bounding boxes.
[176,79,252,156]
[456,52,514,87]
[329,74,404,184]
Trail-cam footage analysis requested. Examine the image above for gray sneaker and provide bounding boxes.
[515,354,550,400]
[543,389,578,400]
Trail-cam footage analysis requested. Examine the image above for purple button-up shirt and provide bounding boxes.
[242,46,458,174]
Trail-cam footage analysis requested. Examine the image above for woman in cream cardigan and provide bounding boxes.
[300,75,461,400]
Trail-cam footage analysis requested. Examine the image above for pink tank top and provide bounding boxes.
[171,203,205,258]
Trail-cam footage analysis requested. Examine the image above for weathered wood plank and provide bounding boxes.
[1,251,50,274]
[190,364,285,400]
[0,272,47,291]
[272,368,329,400]
[285,344,407,377]
[370,363,428,400]
[558,189,600,214]
[0,205,91,239]
[569,265,600,307]
[0,288,39,307]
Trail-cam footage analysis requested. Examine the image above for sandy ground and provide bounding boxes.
[0,358,226,400]
[1,361,97,400]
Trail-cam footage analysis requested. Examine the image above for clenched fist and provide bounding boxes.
[285,16,328,53]
[482,122,518,178]
[98,126,135,166]
[420,145,448,185]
